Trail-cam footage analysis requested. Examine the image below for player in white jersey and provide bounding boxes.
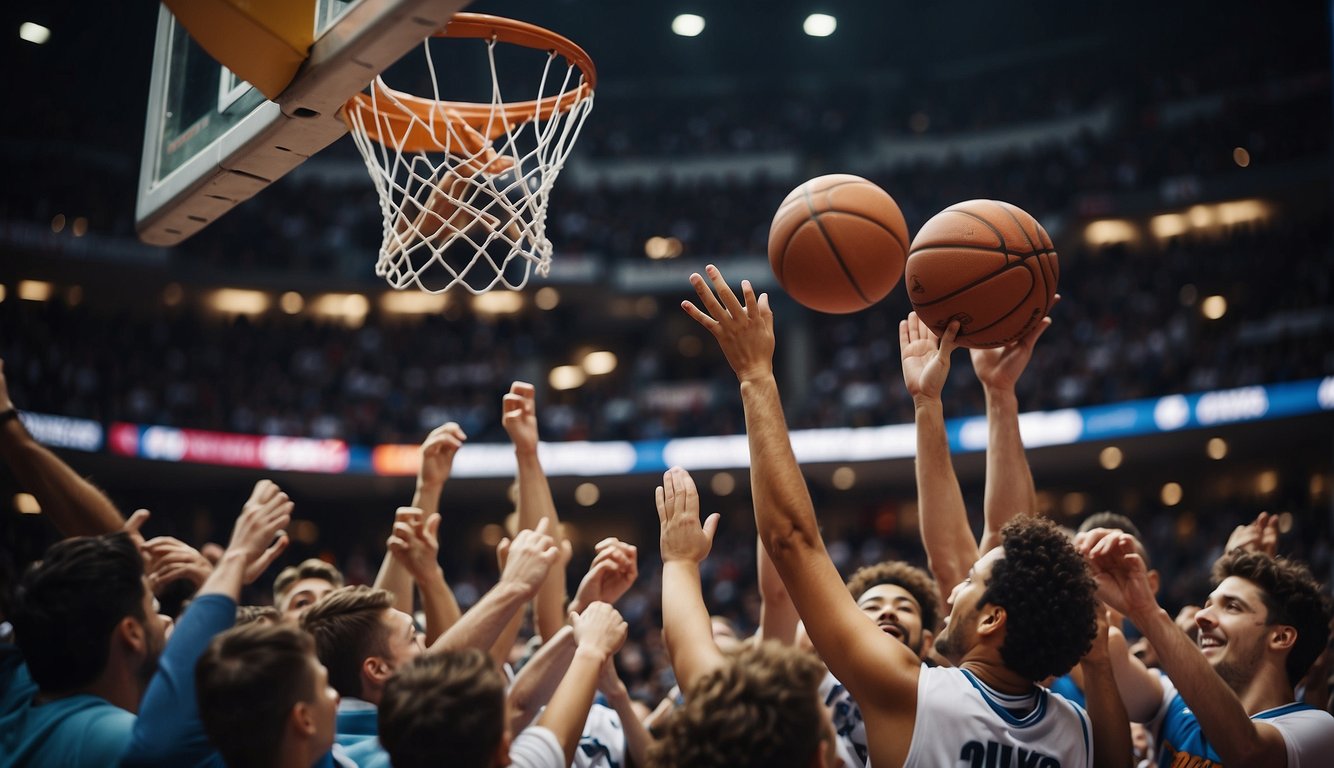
[684,268,1123,768]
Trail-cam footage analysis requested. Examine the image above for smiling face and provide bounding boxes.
[934,547,1004,663]
[856,583,928,656]
[1195,575,1273,692]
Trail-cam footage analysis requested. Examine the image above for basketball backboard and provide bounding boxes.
[136,0,471,246]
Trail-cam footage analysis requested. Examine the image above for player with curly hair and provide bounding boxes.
[685,270,1114,768]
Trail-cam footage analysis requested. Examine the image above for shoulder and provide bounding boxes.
[1259,704,1334,762]
[510,726,566,768]
[63,700,137,762]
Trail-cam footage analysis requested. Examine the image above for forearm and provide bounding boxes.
[431,580,532,653]
[0,419,123,536]
[536,646,607,767]
[1107,627,1164,723]
[980,387,1033,552]
[195,550,249,601]
[604,684,653,767]
[507,626,576,733]
[914,399,976,604]
[1080,655,1133,768]
[516,451,568,641]
[739,375,821,556]
[662,560,725,689]
[489,606,527,668]
[416,565,463,644]
[756,535,799,645]
[373,552,415,615]
[1133,607,1273,764]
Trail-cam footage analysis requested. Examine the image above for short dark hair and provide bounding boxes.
[236,605,281,626]
[196,623,318,768]
[299,586,393,698]
[1213,551,1333,687]
[845,560,941,633]
[379,649,505,768]
[11,532,146,691]
[1078,512,1151,567]
[650,641,826,768]
[982,516,1099,681]
[273,559,345,602]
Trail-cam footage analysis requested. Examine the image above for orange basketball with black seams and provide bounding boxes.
[904,199,1058,349]
[768,174,909,314]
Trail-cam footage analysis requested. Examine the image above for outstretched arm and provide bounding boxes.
[507,625,576,734]
[970,313,1052,551]
[1080,606,1133,768]
[682,267,920,716]
[503,382,570,642]
[535,602,628,768]
[657,467,726,690]
[1081,530,1289,767]
[756,533,799,645]
[900,313,973,608]
[431,519,558,653]
[386,507,459,644]
[0,358,124,536]
[374,423,467,618]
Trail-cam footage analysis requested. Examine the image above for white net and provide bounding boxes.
[344,35,593,294]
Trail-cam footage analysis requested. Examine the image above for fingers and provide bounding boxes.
[124,508,151,534]
[705,265,746,319]
[680,299,718,331]
[898,318,911,351]
[252,533,289,575]
[702,512,721,542]
[496,537,511,569]
[1018,315,1053,351]
[509,381,536,399]
[938,321,960,356]
[248,479,278,506]
[654,485,667,524]
[426,513,441,540]
[688,271,729,322]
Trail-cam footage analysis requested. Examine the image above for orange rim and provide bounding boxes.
[343,13,596,152]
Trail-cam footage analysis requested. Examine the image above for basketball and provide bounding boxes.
[767,174,909,314]
[904,199,1059,349]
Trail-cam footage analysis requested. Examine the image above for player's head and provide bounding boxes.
[378,648,508,768]
[11,532,166,696]
[273,558,345,621]
[935,516,1098,681]
[846,560,940,657]
[300,586,422,704]
[195,623,339,768]
[651,641,832,768]
[1078,512,1160,593]
[1203,551,1332,690]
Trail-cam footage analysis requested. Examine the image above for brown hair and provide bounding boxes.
[195,623,318,768]
[846,559,942,633]
[299,586,393,699]
[650,641,826,768]
[235,605,281,626]
[379,649,506,768]
[273,559,344,603]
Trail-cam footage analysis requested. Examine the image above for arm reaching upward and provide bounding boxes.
[0,358,125,536]
[657,467,726,690]
[536,602,629,768]
[969,311,1052,552]
[682,266,921,762]
[503,382,569,642]
[900,313,973,608]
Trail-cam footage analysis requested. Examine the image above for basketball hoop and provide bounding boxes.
[342,13,595,294]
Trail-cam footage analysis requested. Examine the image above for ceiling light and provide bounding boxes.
[803,13,837,37]
[19,22,50,45]
[672,14,705,37]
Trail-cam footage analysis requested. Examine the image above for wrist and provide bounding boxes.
[913,396,944,412]
[737,368,775,386]
[574,644,611,666]
[983,387,1019,409]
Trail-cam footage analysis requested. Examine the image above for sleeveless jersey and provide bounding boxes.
[903,666,1092,768]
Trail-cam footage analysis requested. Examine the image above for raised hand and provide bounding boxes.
[231,479,293,583]
[657,467,719,564]
[681,265,775,383]
[899,312,960,403]
[387,506,442,582]
[122,508,152,553]
[501,381,541,455]
[570,601,629,660]
[144,536,214,591]
[1223,511,1279,557]
[1078,528,1159,621]
[571,538,639,612]
[418,422,467,490]
[499,517,560,597]
[969,296,1057,392]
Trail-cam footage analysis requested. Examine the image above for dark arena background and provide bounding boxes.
[1,0,1332,708]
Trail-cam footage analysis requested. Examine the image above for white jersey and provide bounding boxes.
[573,702,627,768]
[903,666,1092,768]
[821,669,869,767]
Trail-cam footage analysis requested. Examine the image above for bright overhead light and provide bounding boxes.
[575,482,600,507]
[211,288,269,315]
[1201,295,1227,320]
[472,291,524,316]
[582,351,618,376]
[1099,446,1122,470]
[18,280,53,302]
[19,22,51,45]
[549,365,587,391]
[310,293,369,325]
[380,291,447,315]
[279,291,304,314]
[672,14,705,37]
[803,13,837,37]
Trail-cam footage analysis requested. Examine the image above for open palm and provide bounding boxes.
[899,313,959,402]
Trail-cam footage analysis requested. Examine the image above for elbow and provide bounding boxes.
[761,521,822,565]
